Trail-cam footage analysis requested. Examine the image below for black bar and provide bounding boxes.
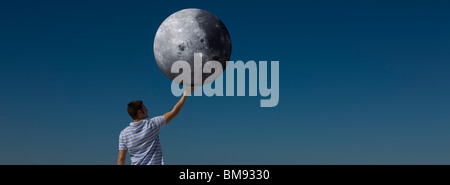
[1,165,447,184]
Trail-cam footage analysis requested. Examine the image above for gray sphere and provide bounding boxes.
[153,8,231,86]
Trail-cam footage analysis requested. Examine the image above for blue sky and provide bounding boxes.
[0,0,449,164]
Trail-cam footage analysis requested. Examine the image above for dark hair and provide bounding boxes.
[127,100,143,120]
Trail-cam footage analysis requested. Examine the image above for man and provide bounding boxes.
[117,86,195,165]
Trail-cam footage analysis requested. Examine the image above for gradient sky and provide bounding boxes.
[0,0,449,164]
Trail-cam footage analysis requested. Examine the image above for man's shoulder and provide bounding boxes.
[149,116,163,121]
[119,127,127,135]
[120,125,133,135]
[149,116,165,124]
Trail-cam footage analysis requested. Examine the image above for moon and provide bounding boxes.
[153,8,232,86]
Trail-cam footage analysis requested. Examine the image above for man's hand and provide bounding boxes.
[183,86,197,96]
[164,86,198,124]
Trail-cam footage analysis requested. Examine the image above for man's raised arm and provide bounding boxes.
[163,86,196,124]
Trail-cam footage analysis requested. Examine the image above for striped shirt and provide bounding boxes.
[119,116,166,165]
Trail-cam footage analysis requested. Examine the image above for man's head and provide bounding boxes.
[127,100,148,121]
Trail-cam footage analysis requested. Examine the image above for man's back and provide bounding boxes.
[119,116,166,165]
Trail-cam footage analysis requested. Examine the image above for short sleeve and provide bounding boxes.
[151,116,166,130]
[119,133,127,150]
